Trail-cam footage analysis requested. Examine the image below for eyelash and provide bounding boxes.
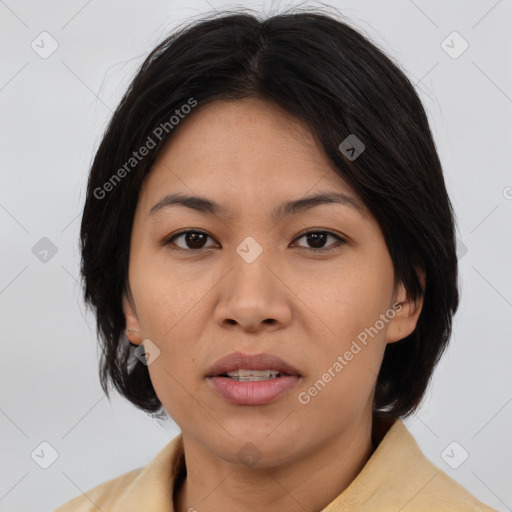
[162,229,347,253]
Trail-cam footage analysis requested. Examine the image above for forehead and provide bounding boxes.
[136,98,362,218]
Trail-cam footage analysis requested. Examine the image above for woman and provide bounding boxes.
[56,7,497,512]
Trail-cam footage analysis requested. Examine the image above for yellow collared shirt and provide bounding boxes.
[55,419,497,511]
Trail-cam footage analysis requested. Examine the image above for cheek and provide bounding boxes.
[299,281,390,415]
[146,363,189,427]
[296,254,394,407]
[129,246,210,339]
[307,260,394,346]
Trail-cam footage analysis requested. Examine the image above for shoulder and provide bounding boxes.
[380,420,498,511]
[54,433,184,511]
[328,418,498,512]
[54,467,143,511]
[410,466,498,511]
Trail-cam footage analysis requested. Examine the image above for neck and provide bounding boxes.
[174,412,387,512]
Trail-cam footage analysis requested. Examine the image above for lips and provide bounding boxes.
[206,351,301,378]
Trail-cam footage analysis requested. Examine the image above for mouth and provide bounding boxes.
[206,351,302,379]
[205,352,302,406]
[218,369,287,382]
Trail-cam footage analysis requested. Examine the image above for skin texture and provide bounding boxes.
[123,97,423,512]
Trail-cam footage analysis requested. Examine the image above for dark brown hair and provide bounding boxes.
[80,8,459,420]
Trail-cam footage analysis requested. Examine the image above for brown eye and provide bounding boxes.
[163,229,346,253]
[292,231,346,251]
[165,230,216,250]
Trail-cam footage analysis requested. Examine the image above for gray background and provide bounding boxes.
[0,0,511,511]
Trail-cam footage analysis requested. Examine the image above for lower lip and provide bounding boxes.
[207,375,301,406]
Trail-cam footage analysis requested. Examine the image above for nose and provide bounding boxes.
[214,248,293,333]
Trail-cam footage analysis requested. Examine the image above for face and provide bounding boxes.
[123,97,421,467]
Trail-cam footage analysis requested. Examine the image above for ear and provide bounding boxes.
[122,292,143,345]
[385,270,425,344]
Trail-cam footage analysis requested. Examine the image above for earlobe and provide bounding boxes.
[122,293,143,345]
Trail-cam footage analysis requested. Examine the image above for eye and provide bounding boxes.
[163,229,346,252]
[163,230,217,251]
[291,230,346,251]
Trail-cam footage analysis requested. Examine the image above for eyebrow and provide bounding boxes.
[148,191,364,223]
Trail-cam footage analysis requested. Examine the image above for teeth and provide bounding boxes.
[225,369,281,381]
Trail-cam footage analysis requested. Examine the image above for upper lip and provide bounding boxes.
[206,351,301,377]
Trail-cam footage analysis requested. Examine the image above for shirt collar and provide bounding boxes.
[111,416,479,511]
